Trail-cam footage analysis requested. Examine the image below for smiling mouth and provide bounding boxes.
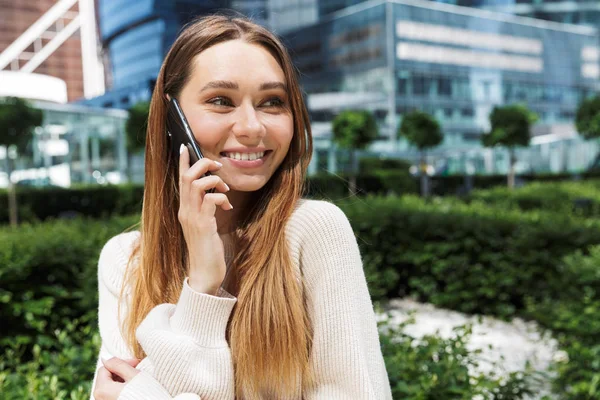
[219,150,272,161]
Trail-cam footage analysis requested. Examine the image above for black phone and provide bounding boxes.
[167,97,207,167]
[166,97,215,192]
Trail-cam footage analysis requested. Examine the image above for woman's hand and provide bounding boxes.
[93,357,141,400]
[178,145,233,295]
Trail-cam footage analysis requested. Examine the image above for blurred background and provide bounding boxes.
[1,0,600,399]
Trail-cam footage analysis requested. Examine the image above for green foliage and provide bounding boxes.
[576,95,600,140]
[0,312,100,400]
[331,110,378,150]
[2,181,600,397]
[481,105,537,149]
[0,97,43,152]
[338,195,600,316]
[524,246,600,399]
[0,215,139,342]
[0,184,144,224]
[397,110,443,150]
[126,101,150,154]
[380,316,540,399]
[359,157,411,173]
[468,180,600,218]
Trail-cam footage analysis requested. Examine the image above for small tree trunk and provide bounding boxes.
[508,148,516,190]
[420,150,430,197]
[5,155,17,227]
[348,149,357,195]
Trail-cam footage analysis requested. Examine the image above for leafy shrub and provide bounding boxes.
[379,315,541,399]
[0,311,100,400]
[339,195,600,317]
[0,215,139,346]
[468,181,600,217]
[0,184,145,224]
[525,246,600,399]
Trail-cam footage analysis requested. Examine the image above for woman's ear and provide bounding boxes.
[165,93,171,101]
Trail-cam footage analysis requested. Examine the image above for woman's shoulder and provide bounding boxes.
[287,199,353,241]
[98,230,141,294]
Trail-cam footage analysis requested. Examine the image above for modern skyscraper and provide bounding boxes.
[435,0,600,29]
[83,0,231,109]
[283,0,600,173]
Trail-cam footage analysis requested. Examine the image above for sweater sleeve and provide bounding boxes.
[123,278,236,399]
[92,233,234,400]
[292,201,393,399]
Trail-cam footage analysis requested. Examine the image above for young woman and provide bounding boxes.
[91,14,392,400]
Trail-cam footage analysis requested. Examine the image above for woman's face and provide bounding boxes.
[177,39,293,192]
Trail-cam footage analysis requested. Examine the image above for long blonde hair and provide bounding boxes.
[120,14,315,399]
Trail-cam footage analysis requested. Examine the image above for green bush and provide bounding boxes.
[0,311,100,400]
[379,315,541,399]
[0,184,145,224]
[339,195,600,317]
[468,181,600,217]
[0,215,139,346]
[525,246,600,399]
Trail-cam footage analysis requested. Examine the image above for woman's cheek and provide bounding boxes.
[191,116,229,150]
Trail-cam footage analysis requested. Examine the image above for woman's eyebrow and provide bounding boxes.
[200,80,238,92]
[199,80,287,92]
[259,82,287,92]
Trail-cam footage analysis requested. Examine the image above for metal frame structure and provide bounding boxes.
[0,0,105,99]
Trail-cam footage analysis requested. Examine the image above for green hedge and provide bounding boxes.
[0,185,144,224]
[4,172,600,224]
[2,194,599,398]
[339,196,600,316]
[468,180,600,218]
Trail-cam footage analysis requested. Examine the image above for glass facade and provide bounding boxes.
[0,102,129,188]
[82,0,230,109]
[442,0,600,29]
[284,0,600,174]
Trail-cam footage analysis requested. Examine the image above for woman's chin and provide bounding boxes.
[227,176,269,192]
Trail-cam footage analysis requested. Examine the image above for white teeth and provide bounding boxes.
[224,151,265,160]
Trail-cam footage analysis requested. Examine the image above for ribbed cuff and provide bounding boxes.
[118,370,172,400]
[170,278,237,348]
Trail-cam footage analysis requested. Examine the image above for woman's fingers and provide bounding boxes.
[200,193,234,216]
[101,357,140,382]
[94,367,120,400]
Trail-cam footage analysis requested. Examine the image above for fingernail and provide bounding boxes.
[224,183,230,191]
[179,144,185,154]
[214,160,223,168]
[229,204,234,210]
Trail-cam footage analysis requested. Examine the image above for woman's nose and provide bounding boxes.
[232,104,266,139]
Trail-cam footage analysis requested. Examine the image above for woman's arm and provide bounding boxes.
[294,201,393,399]
[93,232,234,400]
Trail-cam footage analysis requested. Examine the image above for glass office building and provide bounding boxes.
[82,0,230,109]
[0,102,129,188]
[284,0,600,174]
[452,0,600,29]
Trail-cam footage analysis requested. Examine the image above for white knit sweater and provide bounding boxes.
[90,199,393,399]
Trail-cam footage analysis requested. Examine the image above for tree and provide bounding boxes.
[0,97,43,227]
[481,104,537,189]
[125,101,150,182]
[575,95,600,170]
[397,110,443,197]
[331,110,378,194]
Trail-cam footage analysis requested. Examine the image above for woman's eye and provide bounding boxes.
[208,97,233,107]
[262,97,285,108]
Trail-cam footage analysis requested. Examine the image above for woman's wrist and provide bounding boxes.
[188,276,219,296]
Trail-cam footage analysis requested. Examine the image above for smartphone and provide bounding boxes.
[166,98,216,193]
